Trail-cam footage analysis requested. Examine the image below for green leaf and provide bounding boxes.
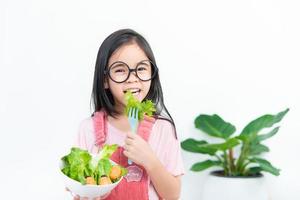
[239,109,289,142]
[191,160,222,171]
[121,166,128,176]
[194,114,236,139]
[61,147,92,184]
[250,158,280,176]
[141,100,156,117]
[181,138,240,156]
[96,158,112,177]
[249,143,270,155]
[181,139,217,155]
[247,167,263,175]
[98,144,118,160]
[202,137,240,151]
[124,91,156,120]
[254,127,280,143]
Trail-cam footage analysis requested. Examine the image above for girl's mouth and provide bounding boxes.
[123,88,141,94]
[124,88,142,100]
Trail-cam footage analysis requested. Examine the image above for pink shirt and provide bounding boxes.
[75,117,185,200]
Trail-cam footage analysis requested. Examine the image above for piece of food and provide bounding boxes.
[109,165,122,180]
[99,175,112,185]
[85,177,96,185]
[98,144,118,160]
[61,147,93,184]
[124,91,156,120]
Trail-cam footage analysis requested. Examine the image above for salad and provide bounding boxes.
[124,91,156,120]
[61,144,127,185]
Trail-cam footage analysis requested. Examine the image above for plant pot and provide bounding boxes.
[201,171,270,200]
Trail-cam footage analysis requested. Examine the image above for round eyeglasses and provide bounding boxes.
[104,60,158,83]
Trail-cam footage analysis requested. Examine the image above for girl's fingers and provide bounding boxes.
[124,143,135,152]
[126,131,136,139]
[71,193,101,200]
[67,187,105,200]
[73,196,90,200]
[123,149,128,156]
[68,190,88,200]
[125,137,134,145]
[123,149,131,158]
[73,195,80,200]
[67,189,79,200]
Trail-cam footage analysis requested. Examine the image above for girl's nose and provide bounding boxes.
[126,70,139,82]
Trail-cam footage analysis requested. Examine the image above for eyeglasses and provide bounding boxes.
[104,60,158,83]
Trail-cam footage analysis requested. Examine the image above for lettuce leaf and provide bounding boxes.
[98,144,118,160]
[124,91,156,120]
[61,147,93,184]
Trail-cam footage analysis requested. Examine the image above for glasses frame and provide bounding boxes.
[104,60,158,83]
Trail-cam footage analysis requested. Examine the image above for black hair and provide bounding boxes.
[91,29,177,137]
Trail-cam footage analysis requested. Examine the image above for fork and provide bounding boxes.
[127,107,139,165]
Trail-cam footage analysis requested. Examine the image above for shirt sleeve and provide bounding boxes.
[74,118,96,153]
[165,136,185,176]
[150,119,185,177]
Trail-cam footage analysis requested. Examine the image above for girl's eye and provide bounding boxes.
[137,63,150,72]
[137,67,147,71]
[111,65,127,74]
[114,68,126,73]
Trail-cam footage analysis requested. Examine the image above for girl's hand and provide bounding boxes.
[73,194,110,200]
[73,196,101,200]
[66,188,110,200]
[123,132,158,169]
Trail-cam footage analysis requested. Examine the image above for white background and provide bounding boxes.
[1,0,300,199]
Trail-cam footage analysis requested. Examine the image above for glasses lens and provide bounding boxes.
[136,60,153,81]
[109,62,129,83]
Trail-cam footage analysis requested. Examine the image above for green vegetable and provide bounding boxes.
[124,91,156,120]
[98,144,118,160]
[61,147,93,184]
[120,166,128,177]
[94,158,112,184]
[61,144,127,185]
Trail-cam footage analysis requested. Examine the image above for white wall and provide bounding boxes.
[1,0,299,199]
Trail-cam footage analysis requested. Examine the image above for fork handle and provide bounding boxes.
[128,159,133,165]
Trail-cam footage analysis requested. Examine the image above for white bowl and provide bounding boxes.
[59,159,123,198]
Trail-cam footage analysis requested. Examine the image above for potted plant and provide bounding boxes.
[181,108,289,200]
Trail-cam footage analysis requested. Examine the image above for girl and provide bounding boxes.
[73,29,184,200]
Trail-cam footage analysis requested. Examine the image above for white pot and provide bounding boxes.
[201,171,270,200]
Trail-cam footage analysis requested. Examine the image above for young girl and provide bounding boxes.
[73,29,184,200]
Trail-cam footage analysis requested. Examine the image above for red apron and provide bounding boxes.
[92,111,158,200]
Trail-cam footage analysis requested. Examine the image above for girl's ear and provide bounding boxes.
[104,79,109,89]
